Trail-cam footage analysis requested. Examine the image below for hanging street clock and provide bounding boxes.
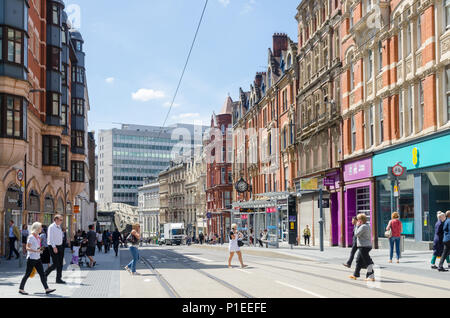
[235,178,249,193]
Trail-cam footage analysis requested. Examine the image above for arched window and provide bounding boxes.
[287,54,292,68]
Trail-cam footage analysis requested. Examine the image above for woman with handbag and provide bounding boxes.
[228,224,247,269]
[18,222,56,295]
[386,212,403,263]
[124,223,141,276]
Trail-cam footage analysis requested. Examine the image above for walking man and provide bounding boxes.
[7,220,20,260]
[199,232,204,245]
[45,215,66,284]
[112,228,122,257]
[438,211,450,272]
[86,225,97,268]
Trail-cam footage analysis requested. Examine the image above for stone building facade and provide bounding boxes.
[0,0,93,255]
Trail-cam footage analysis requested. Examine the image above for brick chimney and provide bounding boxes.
[254,73,263,87]
[273,33,288,57]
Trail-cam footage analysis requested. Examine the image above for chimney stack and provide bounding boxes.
[273,33,288,57]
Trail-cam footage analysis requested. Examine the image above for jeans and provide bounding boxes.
[20,259,49,290]
[127,246,140,273]
[354,247,374,278]
[389,236,401,260]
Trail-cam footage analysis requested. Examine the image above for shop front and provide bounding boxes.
[3,185,22,257]
[373,132,450,249]
[296,178,332,247]
[341,158,374,247]
[231,192,293,248]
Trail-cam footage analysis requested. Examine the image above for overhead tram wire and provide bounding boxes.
[157,0,209,139]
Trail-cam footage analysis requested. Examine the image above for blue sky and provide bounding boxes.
[69,0,299,135]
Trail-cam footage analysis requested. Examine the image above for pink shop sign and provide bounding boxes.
[344,158,372,182]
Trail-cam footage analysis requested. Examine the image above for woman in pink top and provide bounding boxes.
[386,212,403,263]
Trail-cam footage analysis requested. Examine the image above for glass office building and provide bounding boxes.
[98,124,206,207]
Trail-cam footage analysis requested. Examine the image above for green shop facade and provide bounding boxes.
[373,131,450,250]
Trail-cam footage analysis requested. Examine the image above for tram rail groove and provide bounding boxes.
[141,257,181,298]
[149,248,254,299]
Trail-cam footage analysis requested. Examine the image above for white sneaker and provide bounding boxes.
[124,266,131,274]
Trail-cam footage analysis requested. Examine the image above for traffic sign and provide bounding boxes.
[392,164,405,177]
[394,185,399,197]
[17,169,24,182]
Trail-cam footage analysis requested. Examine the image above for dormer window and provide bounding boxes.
[74,40,83,52]
[287,54,292,68]
[268,69,272,87]
[48,3,61,26]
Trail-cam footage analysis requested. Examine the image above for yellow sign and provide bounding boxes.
[300,178,318,191]
[394,186,398,192]
[412,148,418,166]
[290,222,295,230]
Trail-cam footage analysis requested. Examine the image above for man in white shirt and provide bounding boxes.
[44,215,66,284]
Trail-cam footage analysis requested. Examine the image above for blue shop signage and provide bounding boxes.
[373,133,450,176]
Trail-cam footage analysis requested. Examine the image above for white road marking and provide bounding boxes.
[236,269,252,274]
[144,279,152,283]
[275,281,326,298]
[185,255,213,262]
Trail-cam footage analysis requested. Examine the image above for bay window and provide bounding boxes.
[71,161,85,183]
[47,92,60,117]
[47,46,60,72]
[0,94,25,139]
[61,104,68,128]
[43,136,61,166]
[71,130,85,149]
[71,98,85,116]
[61,145,68,171]
[5,27,24,65]
[72,66,85,84]
[48,3,61,25]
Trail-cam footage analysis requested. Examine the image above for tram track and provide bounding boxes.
[194,247,450,296]
[142,248,254,298]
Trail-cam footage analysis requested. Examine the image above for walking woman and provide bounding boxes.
[431,212,450,269]
[386,212,403,263]
[39,225,51,270]
[349,214,375,281]
[438,211,450,272]
[18,222,56,295]
[124,223,141,276]
[228,224,247,269]
[303,225,311,246]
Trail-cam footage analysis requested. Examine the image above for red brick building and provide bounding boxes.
[205,98,234,243]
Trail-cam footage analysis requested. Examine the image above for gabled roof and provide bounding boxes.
[220,96,233,115]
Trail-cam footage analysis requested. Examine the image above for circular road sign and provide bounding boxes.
[17,169,24,182]
[392,164,405,177]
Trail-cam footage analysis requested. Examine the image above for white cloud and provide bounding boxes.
[218,0,230,7]
[132,88,165,102]
[105,77,115,84]
[163,101,181,108]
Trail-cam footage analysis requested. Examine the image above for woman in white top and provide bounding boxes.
[228,224,247,269]
[19,222,56,295]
